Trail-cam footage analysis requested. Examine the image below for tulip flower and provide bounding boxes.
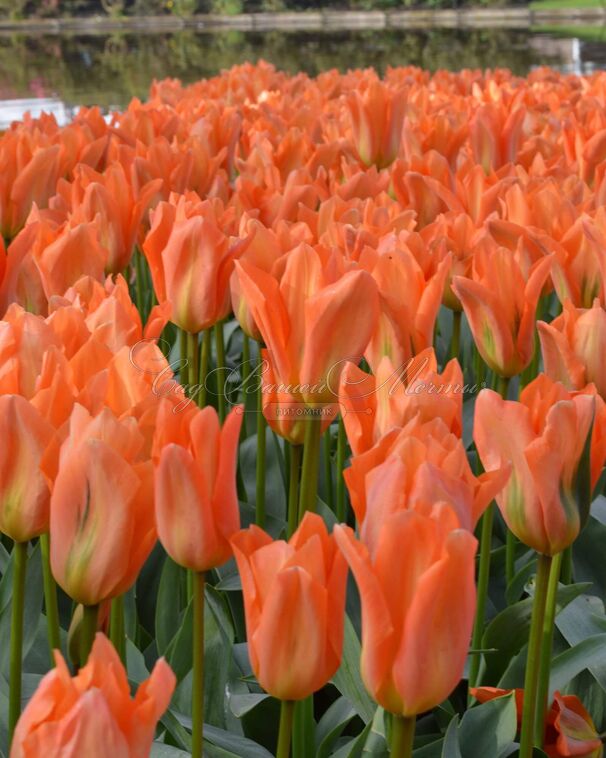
[231,512,347,701]
[335,508,476,752]
[0,395,54,542]
[538,299,606,399]
[339,348,463,457]
[154,401,242,758]
[10,634,176,758]
[234,242,379,445]
[50,405,155,608]
[347,80,406,168]
[143,195,249,334]
[154,402,243,572]
[452,240,552,377]
[344,414,509,543]
[473,375,606,556]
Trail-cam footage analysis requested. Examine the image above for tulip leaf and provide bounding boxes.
[0,542,43,679]
[332,615,376,724]
[150,745,190,757]
[315,696,357,758]
[361,707,388,756]
[555,594,606,690]
[229,693,270,718]
[155,555,183,655]
[203,723,274,758]
[457,692,517,758]
[481,582,591,683]
[549,634,606,694]
[441,715,462,758]
[573,512,606,598]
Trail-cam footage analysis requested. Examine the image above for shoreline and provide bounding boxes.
[0,7,604,34]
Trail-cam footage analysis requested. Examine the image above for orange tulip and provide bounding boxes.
[344,414,509,544]
[143,195,249,334]
[334,508,477,716]
[452,240,552,377]
[0,395,54,542]
[474,375,606,555]
[538,299,606,399]
[11,633,175,758]
[347,79,407,168]
[234,242,379,444]
[230,512,347,701]
[50,405,155,606]
[362,237,450,374]
[339,348,463,457]
[154,403,242,572]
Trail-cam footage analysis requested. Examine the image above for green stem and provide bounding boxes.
[288,444,303,538]
[298,416,323,523]
[468,503,494,693]
[79,604,99,667]
[534,552,563,747]
[241,334,251,436]
[214,323,226,422]
[9,541,27,745]
[391,714,416,758]
[187,331,200,403]
[134,248,145,319]
[180,328,188,388]
[506,531,516,588]
[336,416,347,523]
[199,329,211,408]
[256,377,266,528]
[276,700,295,758]
[40,533,61,661]
[496,374,510,400]
[109,595,126,664]
[323,428,334,512]
[519,554,553,758]
[561,545,573,584]
[192,572,206,758]
[451,310,462,361]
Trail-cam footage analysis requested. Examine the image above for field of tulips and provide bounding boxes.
[2,60,606,758]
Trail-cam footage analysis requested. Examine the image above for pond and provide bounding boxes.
[1,24,605,127]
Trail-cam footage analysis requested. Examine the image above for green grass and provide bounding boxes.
[530,0,605,9]
[533,23,606,41]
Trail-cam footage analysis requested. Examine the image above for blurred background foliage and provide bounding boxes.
[0,28,561,110]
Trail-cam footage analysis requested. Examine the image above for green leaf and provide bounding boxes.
[550,634,606,693]
[555,594,606,691]
[0,542,43,678]
[150,745,190,757]
[482,582,590,683]
[441,716,462,758]
[332,615,376,723]
[204,724,274,758]
[229,693,270,718]
[155,555,183,654]
[315,696,356,758]
[458,692,517,758]
[361,707,388,757]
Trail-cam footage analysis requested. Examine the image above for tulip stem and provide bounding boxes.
[9,541,27,745]
[468,503,494,694]
[534,551,563,747]
[256,376,266,528]
[79,604,98,666]
[391,714,415,758]
[214,323,226,422]
[276,700,295,758]
[241,334,251,436]
[519,553,553,758]
[192,572,206,758]
[336,416,347,523]
[323,428,334,512]
[40,533,61,661]
[199,329,211,407]
[496,374,510,400]
[561,545,573,584]
[451,310,462,360]
[110,595,126,664]
[187,331,200,403]
[298,416,323,523]
[288,444,303,538]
